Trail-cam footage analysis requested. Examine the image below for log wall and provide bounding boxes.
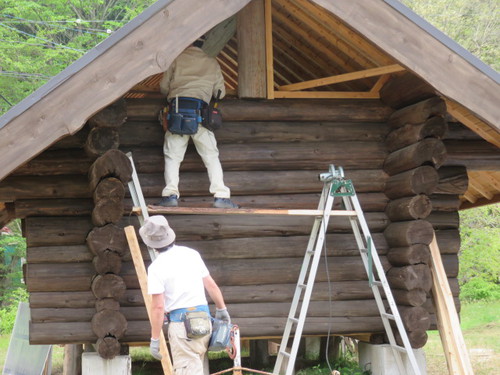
[0,97,461,346]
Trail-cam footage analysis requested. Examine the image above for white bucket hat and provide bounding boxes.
[139,215,176,249]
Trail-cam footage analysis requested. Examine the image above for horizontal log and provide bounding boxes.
[86,224,129,257]
[50,128,89,150]
[91,309,127,339]
[14,192,388,218]
[89,150,133,191]
[398,306,431,332]
[84,127,119,159]
[91,274,126,300]
[27,233,388,264]
[385,195,432,221]
[96,337,121,360]
[88,98,127,129]
[391,289,427,307]
[30,300,382,325]
[0,175,91,201]
[387,97,446,128]
[383,138,446,175]
[386,244,430,266]
[29,316,386,344]
[384,166,438,199]
[426,211,460,229]
[126,141,387,172]
[387,264,432,291]
[93,253,122,275]
[138,169,387,198]
[125,98,393,122]
[119,120,389,147]
[15,199,94,218]
[433,166,468,195]
[435,229,460,254]
[26,256,391,292]
[385,116,448,152]
[444,140,500,171]
[384,220,434,247]
[12,149,92,176]
[24,211,389,246]
[3,169,386,202]
[445,122,484,141]
[379,72,437,109]
[395,329,428,349]
[429,194,461,212]
[28,280,377,308]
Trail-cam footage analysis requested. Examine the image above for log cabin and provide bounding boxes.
[0,0,499,365]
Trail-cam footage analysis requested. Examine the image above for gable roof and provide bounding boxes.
[0,0,498,207]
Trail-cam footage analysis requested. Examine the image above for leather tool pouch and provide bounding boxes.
[201,104,222,132]
[184,311,211,339]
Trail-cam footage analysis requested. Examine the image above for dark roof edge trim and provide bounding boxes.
[0,0,174,130]
[384,0,499,85]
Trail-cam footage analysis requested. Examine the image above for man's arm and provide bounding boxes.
[203,274,226,309]
[150,293,165,339]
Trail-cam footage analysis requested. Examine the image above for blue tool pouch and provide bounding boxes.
[167,97,204,135]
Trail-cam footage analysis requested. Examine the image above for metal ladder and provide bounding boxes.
[273,165,422,375]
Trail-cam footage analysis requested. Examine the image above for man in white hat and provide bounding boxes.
[139,215,230,374]
[158,35,239,209]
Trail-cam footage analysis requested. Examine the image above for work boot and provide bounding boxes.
[213,198,239,209]
[158,195,178,207]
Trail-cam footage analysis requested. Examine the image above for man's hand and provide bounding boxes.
[150,338,162,360]
[215,307,231,324]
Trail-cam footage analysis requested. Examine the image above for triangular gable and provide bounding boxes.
[0,0,498,182]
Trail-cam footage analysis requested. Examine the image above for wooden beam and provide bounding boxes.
[445,99,500,148]
[370,74,392,93]
[314,0,499,131]
[124,226,173,375]
[237,0,267,98]
[264,0,274,99]
[135,206,357,216]
[429,234,473,374]
[273,91,380,99]
[278,64,405,91]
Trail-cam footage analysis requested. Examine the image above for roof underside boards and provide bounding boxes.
[0,0,498,209]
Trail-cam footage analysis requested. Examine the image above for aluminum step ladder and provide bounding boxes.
[273,165,422,375]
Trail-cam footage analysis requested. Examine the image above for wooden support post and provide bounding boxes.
[264,0,274,99]
[124,226,173,375]
[237,0,266,98]
[429,233,473,375]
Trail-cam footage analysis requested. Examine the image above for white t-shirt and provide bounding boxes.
[147,245,209,312]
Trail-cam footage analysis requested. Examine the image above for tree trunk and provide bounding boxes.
[433,166,469,195]
[397,306,431,331]
[379,72,437,109]
[88,99,127,129]
[391,289,427,307]
[95,337,122,360]
[86,224,129,257]
[93,253,122,275]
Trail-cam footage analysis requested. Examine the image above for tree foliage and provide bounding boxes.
[458,205,500,301]
[0,0,155,114]
[401,0,499,70]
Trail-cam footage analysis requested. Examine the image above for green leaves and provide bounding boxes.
[0,0,156,115]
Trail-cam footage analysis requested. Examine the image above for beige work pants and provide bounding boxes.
[162,126,231,198]
[168,322,210,375]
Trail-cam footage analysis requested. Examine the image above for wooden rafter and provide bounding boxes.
[274,91,380,99]
[370,74,392,93]
[446,99,500,147]
[278,64,405,91]
[265,0,274,99]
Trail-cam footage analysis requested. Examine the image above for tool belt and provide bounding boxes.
[167,97,204,135]
[168,305,211,339]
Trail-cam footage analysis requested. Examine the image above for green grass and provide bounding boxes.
[423,300,500,375]
[1,301,499,374]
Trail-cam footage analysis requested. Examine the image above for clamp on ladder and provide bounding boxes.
[273,165,422,375]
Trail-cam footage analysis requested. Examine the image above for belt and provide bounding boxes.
[169,97,206,110]
[168,304,210,322]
